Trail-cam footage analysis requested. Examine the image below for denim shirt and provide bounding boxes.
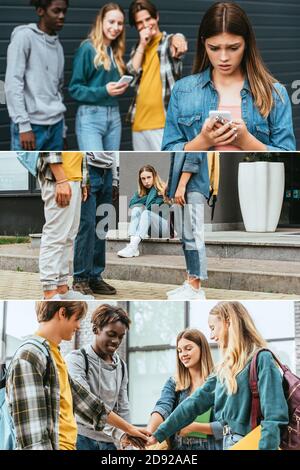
[162,68,296,152]
[152,376,223,444]
[167,152,209,199]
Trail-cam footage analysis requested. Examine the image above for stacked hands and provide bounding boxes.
[200,115,249,149]
[119,427,158,450]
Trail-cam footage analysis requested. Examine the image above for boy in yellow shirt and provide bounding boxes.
[38,152,94,300]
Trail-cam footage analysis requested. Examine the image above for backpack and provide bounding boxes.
[249,348,300,450]
[16,152,40,177]
[80,348,125,382]
[0,339,51,450]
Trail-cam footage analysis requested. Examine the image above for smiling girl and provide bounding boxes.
[69,3,128,150]
[162,2,296,152]
[117,164,169,258]
[147,329,223,450]
[148,301,289,450]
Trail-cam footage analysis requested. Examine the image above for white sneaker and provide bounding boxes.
[117,245,140,258]
[166,282,188,297]
[167,283,206,300]
[42,293,62,300]
[59,289,95,300]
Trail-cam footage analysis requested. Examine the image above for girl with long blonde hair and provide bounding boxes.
[69,3,129,150]
[148,302,289,450]
[162,2,295,152]
[147,329,223,450]
[117,165,169,258]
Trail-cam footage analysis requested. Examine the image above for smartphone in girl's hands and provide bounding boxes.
[209,110,232,125]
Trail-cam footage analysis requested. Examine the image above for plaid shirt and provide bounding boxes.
[38,152,89,186]
[6,336,109,450]
[126,32,183,124]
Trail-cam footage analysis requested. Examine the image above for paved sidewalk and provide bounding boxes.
[0,270,298,300]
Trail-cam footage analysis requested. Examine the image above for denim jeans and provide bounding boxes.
[223,432,244,450]
[73,165,112,282]
[173,435,222,451]
[76,434,117,451]
[129,206,169,239]
[76,105,121,150]
[11,120,64,151]
[173,191,207,280]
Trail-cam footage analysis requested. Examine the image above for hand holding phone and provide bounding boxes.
[209,110,232,125]
[117,75,134,85]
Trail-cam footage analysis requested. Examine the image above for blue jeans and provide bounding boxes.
[223,432,244,450]
[73,165,112,282]
[76,434,117,451]
[173,191,207,280]
[173,435,222,450]
[129,206,169,239]
[10,120,63,151]
[76,105,121,150]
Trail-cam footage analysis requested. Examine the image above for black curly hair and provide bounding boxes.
[30,0,69,9]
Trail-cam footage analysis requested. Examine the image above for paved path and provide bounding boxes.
[0,270,298,300]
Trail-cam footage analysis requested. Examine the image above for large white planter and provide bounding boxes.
[238,161,285,232]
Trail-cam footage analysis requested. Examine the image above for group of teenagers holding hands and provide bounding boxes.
[5,300,290,450]
[5,0,296,153]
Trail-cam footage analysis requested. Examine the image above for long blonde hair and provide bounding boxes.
[138,165,165,197]
[175,329,214,392]
[209,301,267,395]
[88,3,126,74]
[193,2,281,118]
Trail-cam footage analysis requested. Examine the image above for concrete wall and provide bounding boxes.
[119,152,244,226]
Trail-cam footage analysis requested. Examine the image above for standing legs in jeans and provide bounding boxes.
[73,165,116,295]
[75,105,121,150]
[167,191,207,299]
[117,206,169,258]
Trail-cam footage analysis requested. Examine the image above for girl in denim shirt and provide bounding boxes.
[149,302,289,450]
[162,2,296,152]
[69,4,129,151]
[117,165,169,258]
[147,329,223,450]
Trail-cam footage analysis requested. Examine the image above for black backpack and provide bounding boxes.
[80,348,125,381]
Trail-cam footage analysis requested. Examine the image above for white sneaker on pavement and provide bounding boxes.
[167,283,206,300]
[166,281,188,298]
[59,289,95,300]
[42,293,62,300]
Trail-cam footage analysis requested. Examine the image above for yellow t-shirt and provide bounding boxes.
[36,333,78,450]
[132,33,166,132]
[61,152,84,181]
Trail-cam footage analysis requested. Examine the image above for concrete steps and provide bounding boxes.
[0,245,299,295]
[107,235,300,262]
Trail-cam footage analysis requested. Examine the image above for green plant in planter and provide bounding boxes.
[243,152,282,162]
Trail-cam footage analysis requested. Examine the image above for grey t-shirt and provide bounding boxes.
[86,152,118,185]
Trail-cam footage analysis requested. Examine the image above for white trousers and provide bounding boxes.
[39,180,82,291]
[132,128,164,151]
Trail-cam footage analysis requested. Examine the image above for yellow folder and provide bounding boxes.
[229,426,261,450]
